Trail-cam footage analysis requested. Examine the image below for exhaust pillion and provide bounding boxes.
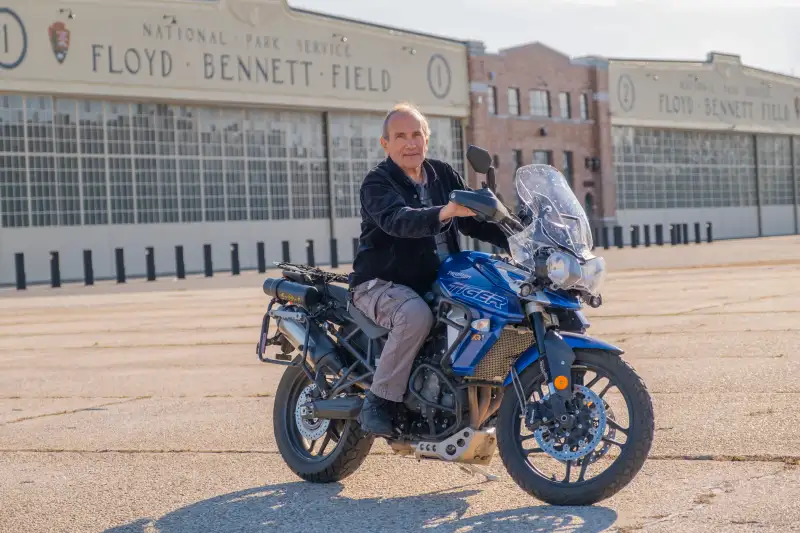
[255,145,654,506]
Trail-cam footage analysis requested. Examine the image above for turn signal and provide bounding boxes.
[553,375,569,390]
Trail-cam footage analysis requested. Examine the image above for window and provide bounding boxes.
[580,93,590,120]
[563,151,574,188]
[612,126,758,210]
[0,95,469,229]
[512,149,523,170]
[508,87,520,116]
[559,92,571,118]
[487,86,497,114]
[533,150,551,165]
[529,90,550,117]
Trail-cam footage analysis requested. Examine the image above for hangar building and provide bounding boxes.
[0,0,470,286]
[607,52,800,241]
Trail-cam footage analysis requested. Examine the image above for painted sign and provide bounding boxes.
[609,53,800,132]
[0,0,469,115]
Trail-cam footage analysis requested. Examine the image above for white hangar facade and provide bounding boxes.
[606,52,800,242]
[0,0,471,286]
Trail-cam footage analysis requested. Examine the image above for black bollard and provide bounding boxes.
[50,251,61,288]
[352,238,359,260]
[644,225,651,247]
[694,223,701,244]
[230,243,240,275]
[630,226,639,248]
[256,242,266,273]
[614,225,623,248]
[115,248,126,284]
[306,239,315,267]
[602,226,610,249]
[145,247,156,281]
[15,252,26,290]
[330,238,339,268]
[282,241,290,263]
[682,223,689,245]
[175,246,185,279]
[706,222,713,243]
[204,244,213,277]
[83,250,94,286]
[672,224,679,245]
[473,238,480,251]
[655,224,664,246]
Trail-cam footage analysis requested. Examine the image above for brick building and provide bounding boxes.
[465,41,615,225]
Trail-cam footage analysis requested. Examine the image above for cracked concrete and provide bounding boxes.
[2,235,800,532]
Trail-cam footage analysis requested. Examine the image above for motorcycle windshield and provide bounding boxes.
[508,164,594,264]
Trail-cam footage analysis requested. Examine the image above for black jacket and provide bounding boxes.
[349,156,509,296]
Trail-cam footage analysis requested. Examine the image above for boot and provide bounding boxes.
[358,391,395,437]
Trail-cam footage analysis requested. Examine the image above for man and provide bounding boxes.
[349,102,509,436]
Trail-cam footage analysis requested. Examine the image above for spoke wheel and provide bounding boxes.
[497,349,654,506]
[274,363,375,483]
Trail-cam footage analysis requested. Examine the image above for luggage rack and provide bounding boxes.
[273,262,350,285]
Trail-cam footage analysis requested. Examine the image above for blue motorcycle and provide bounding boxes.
[257,145,654,506]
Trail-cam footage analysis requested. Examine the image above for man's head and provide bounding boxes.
[380,102,430,175]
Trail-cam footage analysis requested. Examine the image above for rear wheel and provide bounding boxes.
[273,363,374,483]
[497,349,654,506]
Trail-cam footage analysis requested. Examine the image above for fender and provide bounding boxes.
[502,331,624,387]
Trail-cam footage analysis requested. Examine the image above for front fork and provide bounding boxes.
[511,302,577,420]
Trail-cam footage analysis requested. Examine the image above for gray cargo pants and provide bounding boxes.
[351,279,434,402]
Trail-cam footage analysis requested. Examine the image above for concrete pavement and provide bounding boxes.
[1,235,799,532]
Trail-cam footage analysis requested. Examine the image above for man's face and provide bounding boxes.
[380,111,428,170]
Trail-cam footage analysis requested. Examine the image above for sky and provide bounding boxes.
[288,0,800,76]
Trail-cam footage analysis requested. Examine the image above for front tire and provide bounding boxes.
[273,363,375,483]
[497,349,654,506]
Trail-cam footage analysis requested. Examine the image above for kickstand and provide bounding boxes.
[457,463,499,482]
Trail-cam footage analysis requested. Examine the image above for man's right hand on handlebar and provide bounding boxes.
[439,200,476,222]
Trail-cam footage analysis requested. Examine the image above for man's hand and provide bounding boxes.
[439,200,476,222]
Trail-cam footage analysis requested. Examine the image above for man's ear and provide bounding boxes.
[379,136,389,152]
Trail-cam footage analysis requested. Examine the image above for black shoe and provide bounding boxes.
[358,391,395,437]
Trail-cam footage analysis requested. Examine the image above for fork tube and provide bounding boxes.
[529,309,551,382]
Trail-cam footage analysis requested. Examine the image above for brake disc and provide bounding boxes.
[534,384,607,462]
[294,384,330,441]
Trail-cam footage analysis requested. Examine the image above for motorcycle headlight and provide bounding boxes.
[546,251,582,289]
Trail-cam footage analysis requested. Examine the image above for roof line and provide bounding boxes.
[606,54,799,81]
[289,7,469,45]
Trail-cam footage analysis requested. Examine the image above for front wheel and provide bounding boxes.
[273,363,375,483]
[497,349,654,506]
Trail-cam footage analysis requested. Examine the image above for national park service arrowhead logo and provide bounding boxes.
[48,21,70,64]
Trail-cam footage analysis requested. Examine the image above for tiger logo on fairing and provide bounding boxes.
[443,281,508,310]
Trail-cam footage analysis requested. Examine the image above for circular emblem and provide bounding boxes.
[0,8,28,70]
[617,74,636,112]
[427,54,452,99]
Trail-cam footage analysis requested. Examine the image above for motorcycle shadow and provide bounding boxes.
[104,481,618,533]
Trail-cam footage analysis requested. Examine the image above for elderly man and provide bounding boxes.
[349,102,509,436]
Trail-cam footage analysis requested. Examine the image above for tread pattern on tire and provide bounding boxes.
[497,349,655,506]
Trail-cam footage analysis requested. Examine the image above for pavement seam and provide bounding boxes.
[0,450,797,465]
[0,394,273,400]
[0,396,152,426]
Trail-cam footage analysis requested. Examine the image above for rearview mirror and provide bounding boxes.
[467,145,492,174]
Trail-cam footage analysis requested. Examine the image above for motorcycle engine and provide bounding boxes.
[404,365,459,438]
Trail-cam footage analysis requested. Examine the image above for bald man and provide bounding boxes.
[349,102,509,437]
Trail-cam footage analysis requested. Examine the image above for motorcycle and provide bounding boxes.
[256,144,654,506]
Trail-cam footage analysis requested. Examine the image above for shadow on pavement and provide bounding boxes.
[104,481,618,533]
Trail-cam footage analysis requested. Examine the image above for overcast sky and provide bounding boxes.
[289,0,800,76]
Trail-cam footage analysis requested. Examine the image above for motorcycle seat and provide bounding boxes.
[326,284,390,339]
